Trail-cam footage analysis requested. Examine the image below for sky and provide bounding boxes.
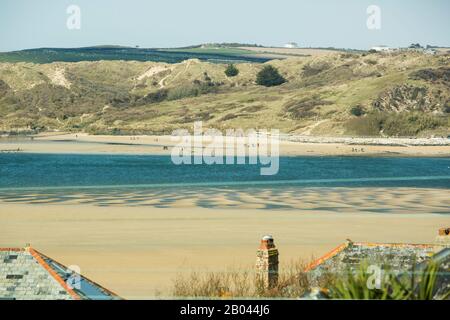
[0,0,449,52]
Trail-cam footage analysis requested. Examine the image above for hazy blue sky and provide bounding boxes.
[0,0,449,52]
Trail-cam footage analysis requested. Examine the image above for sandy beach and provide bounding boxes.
[0,187,449,298]
[1,133,449,299]
[1,133,450,157]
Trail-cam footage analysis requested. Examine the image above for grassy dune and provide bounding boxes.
[0,51,449,136]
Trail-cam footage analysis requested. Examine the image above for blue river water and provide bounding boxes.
[0,153,449,190]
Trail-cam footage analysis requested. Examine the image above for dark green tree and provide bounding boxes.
[256,65,286,87]
[443,102,450,114]
[224,64,239,77]
[350,105,365,117]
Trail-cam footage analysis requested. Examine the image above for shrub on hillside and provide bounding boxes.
[382,112,446,136]
[224,64,239,77]
[282,96,331,119]
[350,105,365,117]
[409,67,450,83]
[166,82,219,101]
[443,102,450,114]
[365,59,378,65]
[219,113,238,121]
[136,89,168,105]
[302,62,331,77]
[0,79,11,96]
[256,65,286,87]
[203,72,212,82]
[345,111,447,136]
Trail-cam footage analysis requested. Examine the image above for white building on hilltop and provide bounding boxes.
[370,45,394,52]
[284,42,299,49]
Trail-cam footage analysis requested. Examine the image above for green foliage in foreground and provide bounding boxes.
[256,65,286,87]
[328,260,449,300]
[172,260,321,299]
[171,259,449,299]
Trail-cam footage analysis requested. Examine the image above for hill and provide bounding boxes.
[0,46,271,64]
[0,45,348,64]
[0,51,449,137]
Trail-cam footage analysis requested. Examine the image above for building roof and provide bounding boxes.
[305,240,450,289]
[0,247,121,300]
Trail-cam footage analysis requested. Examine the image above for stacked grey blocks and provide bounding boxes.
[307,243,438,286]
[0,250,73,300]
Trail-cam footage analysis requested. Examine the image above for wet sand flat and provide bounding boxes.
[0,201,448,299]
[0,187,449,214]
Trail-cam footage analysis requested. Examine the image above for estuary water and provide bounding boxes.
[0,153,449,190]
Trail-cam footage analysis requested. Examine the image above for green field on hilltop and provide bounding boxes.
[0,46,270,64]
[163,47,256,56]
